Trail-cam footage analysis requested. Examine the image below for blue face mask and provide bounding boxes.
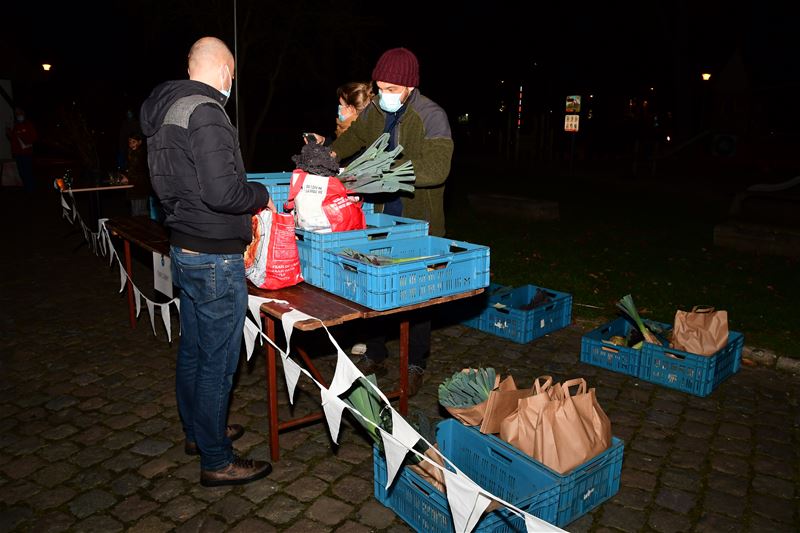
[337,105,347,122]
[379,90,404,113]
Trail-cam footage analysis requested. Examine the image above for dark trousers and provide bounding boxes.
[15,155,34,192]
[364,310,431,368]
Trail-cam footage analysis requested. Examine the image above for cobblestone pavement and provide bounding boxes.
[1,190,799,532]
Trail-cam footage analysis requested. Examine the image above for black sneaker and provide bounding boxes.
[200,455,272,487]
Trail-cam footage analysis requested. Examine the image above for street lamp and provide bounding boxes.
[701,72,711,81]
[42,64,52,71]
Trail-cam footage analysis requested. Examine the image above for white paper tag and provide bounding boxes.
[153,252,173,298]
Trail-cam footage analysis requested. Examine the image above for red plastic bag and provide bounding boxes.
[285,170,366,233]
[244,209,304,290]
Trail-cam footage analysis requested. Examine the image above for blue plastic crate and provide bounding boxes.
[323,236,490,310]
[246,172,291,212]
[373,419,560,532]
[485,427,624,527]
[463,283,572,344]
[580,317,643,377]
[640,323,743,397]
[296,213,428,288]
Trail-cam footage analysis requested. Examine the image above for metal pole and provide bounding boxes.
[233,0,239,128]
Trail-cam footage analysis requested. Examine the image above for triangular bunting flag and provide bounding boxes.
[524,512,565,532]
[320,388,346,444]
[391,409,421,450]
[161,302,172,343]
[146,300,157,335]
[247,296,267,330]
[328,348,363,397]
[282,354,303,404]
[378,427,411,489]
[243,317,260,361]
[134,287,142,317]
[60,194,70,211]
[281,308,315,355]
[443,469,493,533]
[119,264,127,293]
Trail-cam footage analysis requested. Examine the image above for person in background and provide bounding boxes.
[117,108,141,168]
[6,107,38,192]
[140,36,274,487]
[119,133,151,216]
[335,81,374,138]
[331,47,454,396]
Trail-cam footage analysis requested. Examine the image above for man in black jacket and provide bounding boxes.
[141,36,274,487]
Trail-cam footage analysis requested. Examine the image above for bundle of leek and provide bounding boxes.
[338,133,416,194]
[616,294,662,346]
[438,368,496,408]
[338,248,436,266]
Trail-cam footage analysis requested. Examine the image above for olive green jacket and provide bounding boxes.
[331,90,453,236]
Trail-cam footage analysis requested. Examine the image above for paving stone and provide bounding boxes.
[750,492,796,524]
[29,511,76,533]
[130,438,173,457]
[77,397,109,411]
[31,486,77,510]
[188,483,234,503]
[111,472,150,496]
[751,474,795,499]
[149,479,186,503]
[648,508,693,533]
[208,494,255,524]
[71,446,114,468]
[622,453,662,473]
[711,435,752,457]
[710,453,750,476]
[1,454,45,479]
[138,457,177,479]
[112,494,160,522]
[240,479,280,504]
[332,475,373,504]
[703,490,744,519]
[667,448,706,471]
[135,417,171,436]
[693,512,742,533]
[284,476,328,502]
[717,422,751,440]
[707,472,750,497]
[748,514,793,533]
[306,495,354,526]
[333,520,375,533]
[126,515,176,533]
[659,467,702,491]
[102,430,143,451]
[72,515,124,532]
[102,451,147,473]
[68,488,117,519]
[45,395,79,412]
[256,494,304,524]
[133,403,162,419]
[654,487,696,514]
[159,494,205,523]
[104,413,141,430]
[228,518,278,533]
[596,502,646,531]
[610,486,651,510]
[37,441,80,462]
[752,454,795,480]
[621,468,656,490]
[680,420,715,439]
[0,480,41,505]
[283,518,332,533]
[0,505,33,532]
[356,500,397,530]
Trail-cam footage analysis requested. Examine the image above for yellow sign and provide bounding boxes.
[564,114,580,132]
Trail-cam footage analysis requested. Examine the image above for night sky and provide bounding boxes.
[3,0,798,169]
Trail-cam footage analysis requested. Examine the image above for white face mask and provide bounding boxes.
[379,90,404,113]
[220,65,233,101]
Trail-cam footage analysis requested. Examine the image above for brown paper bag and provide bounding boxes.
[408,446,446,493]
[533,379,612,474]
[672,305,729,356]
[498,376,553,452]
[479,375,533,434]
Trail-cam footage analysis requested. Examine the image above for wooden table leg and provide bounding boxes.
[123,240,136,329]
[399,318,409,415]
[265,316,280,462]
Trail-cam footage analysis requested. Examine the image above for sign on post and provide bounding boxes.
[565,95,581,114]
[153,252,173,298]
[564,114,580,133]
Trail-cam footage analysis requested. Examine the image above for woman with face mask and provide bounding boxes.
[306,81,373,147]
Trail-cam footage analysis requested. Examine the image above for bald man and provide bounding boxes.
[141,36,273,487]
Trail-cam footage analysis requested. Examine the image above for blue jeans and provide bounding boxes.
[171,246,247,471]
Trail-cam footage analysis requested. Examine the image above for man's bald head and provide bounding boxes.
[187,37,234,93]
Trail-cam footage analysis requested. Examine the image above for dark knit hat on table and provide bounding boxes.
[372,48,419,87]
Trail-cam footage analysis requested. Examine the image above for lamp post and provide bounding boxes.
[42,64,52,72]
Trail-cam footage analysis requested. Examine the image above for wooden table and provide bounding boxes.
[104,216,483,461]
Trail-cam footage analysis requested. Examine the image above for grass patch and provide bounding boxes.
[444,159,798,358]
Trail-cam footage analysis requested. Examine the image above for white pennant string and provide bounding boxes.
[443,469,493,533]
[282,354,303,404]
[146,300,157,335]
[320,387,347,444]
[243,317,261,361]
[160,302,172,342]
[281,308,315,355]
[378,427,412,489]
[173,298,181,336]
[391,409,421,450]
[60,194,70,211]
[119,264,127,293]
[133,287,142,318]
[328,348,364,397]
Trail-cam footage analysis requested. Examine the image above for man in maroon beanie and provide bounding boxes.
[331,47,454,396]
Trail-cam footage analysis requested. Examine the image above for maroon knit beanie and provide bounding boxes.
[372,48,419,87]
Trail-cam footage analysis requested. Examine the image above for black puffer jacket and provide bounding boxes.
[140,80,268,253]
